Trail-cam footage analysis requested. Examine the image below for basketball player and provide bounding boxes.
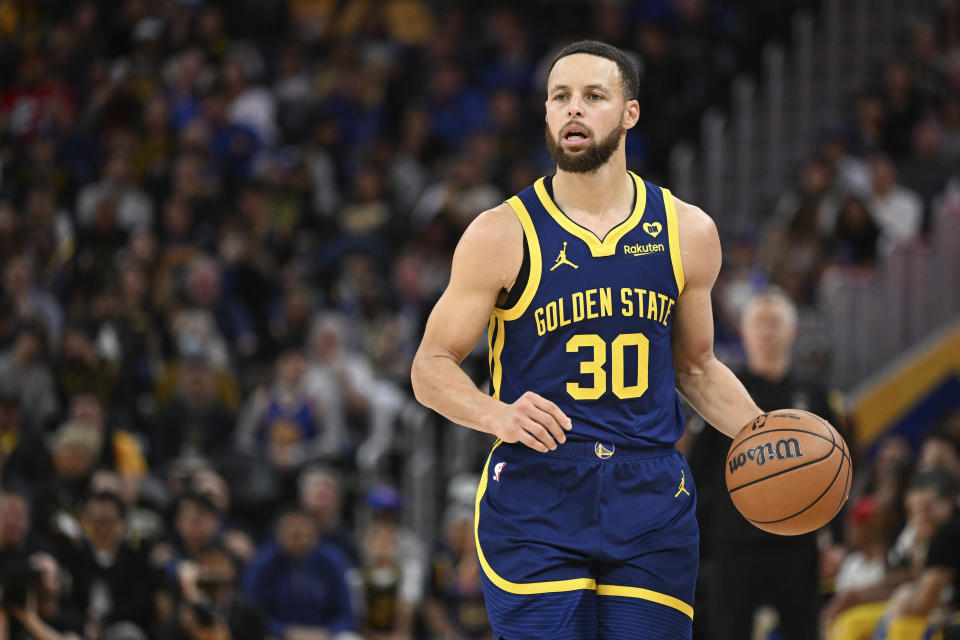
[411,40,764,639]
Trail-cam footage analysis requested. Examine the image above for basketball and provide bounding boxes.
[724,409,852,536]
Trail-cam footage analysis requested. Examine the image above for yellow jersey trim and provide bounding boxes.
[662,187,685,295]
[474,441,695,619]
[488,316,506,400]
[596,585,694,619]
[533,172,647,258]
[492,196,542,321]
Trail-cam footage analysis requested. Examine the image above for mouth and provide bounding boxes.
[561,124,590,148]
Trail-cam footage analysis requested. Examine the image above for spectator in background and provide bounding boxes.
[899,117,953,214]
[56,321,120,411]
[867,153,923,251]
[151,355,237,469]
[880,59,922,160]
[269,283,315,356]
[424,504,490,640]
[772,156,842,234]
[760,203,827,304]
[223,48,277,147]
[0,489,53,567]
[0,317,59,431]
[4,551,85,640]
[359,486,425,640]
[690,290,839,640]
[830,196,881,268]
[3,250,64,346]
[0,388,51,488]
[162,543,266,640]
[832,496,887,597]
[67,392,148,499]
[243,506,355,639]
[151,492,227,588]
[75,152,154,233]
[874,472,960,640]
[60,491,157,638]
[411,151,502,234]
[236,345,334,487]
[180,255,258,363]
[298,465,358,567]
[34,422,103,540]
[938,92,960,164]
[825,470,959,639]
[916,426,960,479]
[188,469,255,564]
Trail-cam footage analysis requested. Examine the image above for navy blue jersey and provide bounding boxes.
[488,172,686,449]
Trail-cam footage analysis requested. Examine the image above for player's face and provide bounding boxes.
[544,54,638,173]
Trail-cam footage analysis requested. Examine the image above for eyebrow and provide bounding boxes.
[549,83,610,93]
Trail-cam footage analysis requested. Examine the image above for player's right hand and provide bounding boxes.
[493,391,572,452]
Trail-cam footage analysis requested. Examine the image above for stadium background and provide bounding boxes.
[0,0,957,638]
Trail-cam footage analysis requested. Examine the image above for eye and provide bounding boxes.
[588,93,604,101]
[553,94,568,102]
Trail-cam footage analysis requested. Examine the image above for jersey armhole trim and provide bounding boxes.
[492,196,542,321]
[662,187,686,295]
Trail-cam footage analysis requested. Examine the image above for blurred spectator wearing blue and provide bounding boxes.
[243,506,355,639]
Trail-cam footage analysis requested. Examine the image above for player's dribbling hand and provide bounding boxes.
[494,391,572,452]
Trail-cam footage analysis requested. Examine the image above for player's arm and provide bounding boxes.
[411,204,572,452]
[895,568,952,616]
[670,199,762,438]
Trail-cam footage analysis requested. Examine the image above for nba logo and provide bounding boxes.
[493,462,506,481]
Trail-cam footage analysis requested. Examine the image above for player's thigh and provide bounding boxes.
[596,452,699,639]
[480,574,598,640]
[476,443,601,639]
[597,594,693,640]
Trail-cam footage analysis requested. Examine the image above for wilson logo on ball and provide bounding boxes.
[728,438,804,474]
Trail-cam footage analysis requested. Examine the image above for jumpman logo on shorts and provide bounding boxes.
[675,470,690,498]
[550,241,579,271]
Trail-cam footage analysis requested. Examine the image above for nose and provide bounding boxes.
[567,96,584,118]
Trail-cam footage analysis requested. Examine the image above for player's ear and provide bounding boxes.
[622,99,640,130]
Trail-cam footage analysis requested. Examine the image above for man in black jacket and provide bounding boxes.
[688,289,840,640]
[60,491,158,638]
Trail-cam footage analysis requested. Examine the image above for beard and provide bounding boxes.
[545,119,623,173]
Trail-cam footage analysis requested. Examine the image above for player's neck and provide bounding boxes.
[552,156,632,217]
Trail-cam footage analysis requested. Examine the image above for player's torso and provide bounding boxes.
[489,172,686,449]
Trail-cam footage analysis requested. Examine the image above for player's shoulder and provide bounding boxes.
[672,196,719,247]
[452,201,524,286]
[671,195,721,283]
[458,201,523,258]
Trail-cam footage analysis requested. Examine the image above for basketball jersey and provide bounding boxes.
[488,172,687,449]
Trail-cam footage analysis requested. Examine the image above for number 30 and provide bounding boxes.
[565,333,649,400]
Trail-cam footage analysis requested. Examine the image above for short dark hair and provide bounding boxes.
[86,490,127,519]
[908,469,960,500]
[176,490,221,517]
[549,40,640,101]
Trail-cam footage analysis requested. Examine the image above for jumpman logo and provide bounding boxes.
[675,470,690,498]
[550,241,579,271]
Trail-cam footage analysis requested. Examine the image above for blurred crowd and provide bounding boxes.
[0,0,958,639]
[691,1,960,638]
[711,0,960,363]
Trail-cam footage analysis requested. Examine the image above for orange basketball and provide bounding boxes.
[724,409,852,535]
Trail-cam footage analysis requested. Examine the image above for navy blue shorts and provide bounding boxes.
[475,439,698,640]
